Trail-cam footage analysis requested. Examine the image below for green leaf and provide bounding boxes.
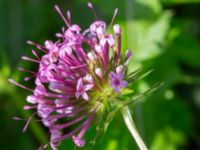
[126,11,172,61]
[151,127,186,150]
[162,0,200,5]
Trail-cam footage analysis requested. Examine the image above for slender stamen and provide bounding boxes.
[77,114,94,139]
[44,93,69,99]
[70,64,87,70]
[35,98,54,104]
[54,5,70,28]
[38,144,49,150]
[56,113,94,142]
[8,79,33,92]
[26,40,34,45]
[55,32,63,38]
[27,40,48,53]
[13,116,25,121]
[21,56,40,63]
[55,121,84,142]
[52,115,86,130]
[13,116,41,122]
[22,112,36,132]
[47,107,87,120]
[87,2,97,20]
[74,145,77,150]
[66,10,71,25]
[82,29,90,36]
[32,49,41,60]
[18,67,36,75]
[54,102,85,110]
[55,116,88,142]
[110,8,118,29]
[23,105,38,110]
[24,75,36,81]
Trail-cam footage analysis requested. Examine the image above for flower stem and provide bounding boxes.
[121,106,148,150]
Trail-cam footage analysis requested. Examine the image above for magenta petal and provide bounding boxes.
[100,38,106,46]
[110,81,115,87]
[109,71,116,78]
[96,27,104,35]
[72,136,85,147]
[107,35,115,46]
[37,103,53,118]
[84,84,93,91]
[50,130,62,150]
[44,40,54,50]
[59,44,72,57]
[34,85,46,96]
[75,92,80,99]
[26,95,37,104]
[126,49,132,60]
[114,87,120,93]
[90,21,106,35]
[109,71,127,93]
[117,72,124,79]
[82,92,89,101]
[77,78,83,91]
[83,74,93,84]
[120,81,128,88]
[70,24,81,32]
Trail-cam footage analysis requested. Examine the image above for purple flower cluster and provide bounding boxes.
[10,3,132,150]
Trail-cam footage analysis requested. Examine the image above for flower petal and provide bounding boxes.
[84,84,93,91]
[75,92,81,99]
[114,87,120,93]
[120,80,128,88]
[109,71,116,79]
[81,92,89,101]
[117,72,124,80]
[77,78,83,91]
[72,136,85,147]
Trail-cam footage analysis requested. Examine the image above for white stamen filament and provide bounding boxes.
[54,5,70,28]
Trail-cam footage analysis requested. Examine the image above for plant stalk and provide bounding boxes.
[121,106,148,150]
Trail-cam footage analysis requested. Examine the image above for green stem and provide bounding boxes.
[121,106,148,150]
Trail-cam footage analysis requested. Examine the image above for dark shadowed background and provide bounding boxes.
[0,0,200,149]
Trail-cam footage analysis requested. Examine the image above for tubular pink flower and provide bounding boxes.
[100,34,115,47]
[75,78,93,101]
[90,21,106,36]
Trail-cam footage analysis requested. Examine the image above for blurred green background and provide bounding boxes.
[1,0,200,149]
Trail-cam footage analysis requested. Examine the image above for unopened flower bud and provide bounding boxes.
[113,24,121,34]
[26,95,37,104]
[126,49,132,60]
[95,68,103,78]
[45,40,54,50]
[87,52,95,60]
[100,34,115,47]
[83,74,93,84]
[95,45,103,53]
[116,65,124,74]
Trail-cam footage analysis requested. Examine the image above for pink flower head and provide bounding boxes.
[9,3,136,150]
